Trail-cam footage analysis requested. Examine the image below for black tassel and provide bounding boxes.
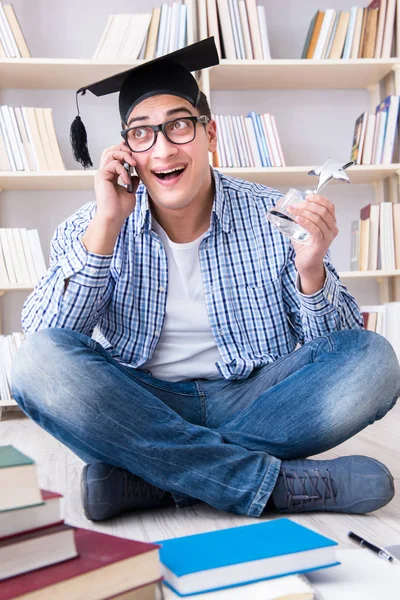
[70,115,93,169]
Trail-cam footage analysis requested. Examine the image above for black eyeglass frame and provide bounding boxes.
[121,115,210,153]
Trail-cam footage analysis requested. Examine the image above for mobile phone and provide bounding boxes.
[123,161,136,193]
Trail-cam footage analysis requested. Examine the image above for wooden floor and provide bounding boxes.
[1,399,400,552]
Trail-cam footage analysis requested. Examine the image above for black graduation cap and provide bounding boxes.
[70,37,219,169]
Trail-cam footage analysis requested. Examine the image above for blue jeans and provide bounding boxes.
[11,328,400,517]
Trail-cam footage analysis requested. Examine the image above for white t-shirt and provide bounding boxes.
[142,219,222,381]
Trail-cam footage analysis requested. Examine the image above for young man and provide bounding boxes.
[12,39,400,521]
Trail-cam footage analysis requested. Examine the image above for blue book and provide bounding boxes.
[247,111,270,167]
[157,518,339,596]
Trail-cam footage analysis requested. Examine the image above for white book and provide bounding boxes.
[0,232,9,287]
[361,114,376,165]
[214,115,227,167]
[118,14,152,59]
[263,114,281,166]
[244,116,262,167]
[177,3,187,49]
[19,227,37,284]
[216,0,236,59]
[383,302,400,363]
[206,0,222,57]
[381,0,396,58]
[220,115,234,166]
[271,115,286,166]
[235,115,251,167]
[313,9,335,60]
[14,106,36,171]
[256,4,271,59]
[386,202,396,269]
[167,2,180,53]
[230,0,245,59]
[0,2,19,57]
[245,0,262,59]
[228,115,243,167]
[9,106,29,171]
[184,0,195,46]
[0,118,11,170]
[97,14,129,60]
[21,107,41,171]
[368,203,380,271]
[0,108,15,170]
[0,105,24,171]
[5,228,24,284]
[0,228,16,284]
[238,0,253,59]
[197,0,208,42]
[93,15,114,59]
[156,4,168,57]
[240,114,254,166]
[162,5,173,55]
[11,228,31,284]
[381,96,400,164]
[27,229,47,280]
[257,114,274,166]
[374,109,387,164]
[222,115,237,166]
[342,6,358,59]
[374,0,387,57]
[0,10,12,56]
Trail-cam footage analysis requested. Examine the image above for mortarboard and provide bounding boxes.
[70,37,219,169]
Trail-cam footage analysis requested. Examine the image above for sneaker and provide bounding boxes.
[271,455,394,514]
[81,463,175,521]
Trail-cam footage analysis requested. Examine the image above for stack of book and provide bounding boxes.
[350,96,400,165]
[350,202,400,271]
[207,0,271,59]
[0,445,163,599]
[0,106,65,172]
[213,111,285,168]
[93,2,190,61]
[0,2,30,58]
[361,303,400,361]
[0,228,47,287]
[302,1,397,59]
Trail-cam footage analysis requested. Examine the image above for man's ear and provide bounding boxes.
[207,119,217,153]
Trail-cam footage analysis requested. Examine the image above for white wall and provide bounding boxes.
[0,0,382,332]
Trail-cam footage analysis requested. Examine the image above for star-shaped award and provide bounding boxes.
[307,158,355,195]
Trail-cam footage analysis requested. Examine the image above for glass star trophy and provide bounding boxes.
[266,159,355,244]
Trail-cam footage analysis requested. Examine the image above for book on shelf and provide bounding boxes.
[0,522,78,580]
[0,445,43,512]
[0,489,63,538]
[302,0,397,59]
[350,201,398,272]
[157,518,338,596]
[214,0,270,59]
[0,333,24,410]
[0,227,47,287]
[0,527,162,600]
[361,302,400,360]
[0,105,65,172]
[350,96,400,165]
[213,111,286,168]
[0,2,31,58]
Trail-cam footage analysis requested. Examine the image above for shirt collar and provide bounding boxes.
[133,167,231,236]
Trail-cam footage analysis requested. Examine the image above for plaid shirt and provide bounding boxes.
[22,169,363,380]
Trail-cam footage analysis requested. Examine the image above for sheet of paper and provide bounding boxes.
[306,549,400,600]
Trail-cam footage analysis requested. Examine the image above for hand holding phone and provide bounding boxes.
[123,161,135,193]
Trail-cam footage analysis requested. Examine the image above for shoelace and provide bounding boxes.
[281,467,337,509]
[123,472,166,501]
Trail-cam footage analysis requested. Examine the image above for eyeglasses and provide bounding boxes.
[121,115,210,153]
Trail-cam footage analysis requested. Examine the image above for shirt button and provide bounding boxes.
[154,330,160,336]
[219,329,224,336]
[327,294,333,301]
[159,286,165,292]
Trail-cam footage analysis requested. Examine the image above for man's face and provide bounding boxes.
[124,94,217,213]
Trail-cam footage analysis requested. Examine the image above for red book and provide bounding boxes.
[0,528,161,600]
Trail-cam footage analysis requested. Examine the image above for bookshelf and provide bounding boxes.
[0,1,400,316]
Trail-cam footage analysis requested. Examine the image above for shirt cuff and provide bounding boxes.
[296,265,340,316]
[59,238,113,288]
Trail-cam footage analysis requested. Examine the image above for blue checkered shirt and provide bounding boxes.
[22,169,363,380]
